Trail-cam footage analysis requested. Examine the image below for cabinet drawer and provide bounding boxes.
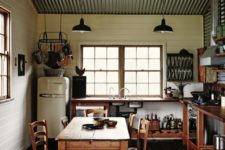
[67,141,121,148]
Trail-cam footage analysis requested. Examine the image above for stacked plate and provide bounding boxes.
[217,72,225,84]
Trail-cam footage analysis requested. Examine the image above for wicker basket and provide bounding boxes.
[44,68,65,77]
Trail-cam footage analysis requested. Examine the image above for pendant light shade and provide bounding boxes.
[153,18,173,33]
[72,18,91,33]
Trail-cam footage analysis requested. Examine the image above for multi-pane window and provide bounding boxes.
[124,47,161,96]
[82,46,119,95]
[82,45,162,97]
[0,8,10,100]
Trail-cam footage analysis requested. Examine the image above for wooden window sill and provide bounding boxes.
[0,98,14,104]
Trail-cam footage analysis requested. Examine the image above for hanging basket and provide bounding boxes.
[44,67,65,77]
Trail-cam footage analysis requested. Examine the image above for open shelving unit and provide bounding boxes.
[131,129,183,139]
[167,49,193,81]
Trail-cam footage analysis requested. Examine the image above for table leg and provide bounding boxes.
[120,141,128,150]
[197,110,204,149]
[58,141,66,150]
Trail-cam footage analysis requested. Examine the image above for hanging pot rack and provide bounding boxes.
[38,14,67,44]
[38,31,68,44]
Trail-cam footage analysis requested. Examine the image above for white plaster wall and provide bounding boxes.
[0,0,36,149]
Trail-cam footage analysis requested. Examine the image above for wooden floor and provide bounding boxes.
[27,139,187,150]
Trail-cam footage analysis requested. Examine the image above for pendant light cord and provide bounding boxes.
[44,14,47,32]
[162,0,166,18]
[43,14,47,40]
[59,14,62,40]
[80,0,83,17]
[60,14,62,32]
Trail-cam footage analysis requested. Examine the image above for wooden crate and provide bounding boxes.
[149,120,160,131]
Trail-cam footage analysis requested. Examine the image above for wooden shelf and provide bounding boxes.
[149,130,183,138]
[131,129,183,139]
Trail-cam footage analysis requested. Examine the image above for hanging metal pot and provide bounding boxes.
[33,50,43,64]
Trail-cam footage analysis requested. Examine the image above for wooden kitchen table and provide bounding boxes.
[55,117,130,150]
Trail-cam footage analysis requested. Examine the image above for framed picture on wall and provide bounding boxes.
[18,54,25,76]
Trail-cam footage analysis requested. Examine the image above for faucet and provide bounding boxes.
[108,87,116,99]
[119,87,130,99]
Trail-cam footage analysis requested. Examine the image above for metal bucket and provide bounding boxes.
[214,134,225,150]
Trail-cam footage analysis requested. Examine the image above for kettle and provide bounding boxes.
[214,134,225,150]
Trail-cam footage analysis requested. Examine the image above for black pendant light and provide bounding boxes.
[72,0,91,33]
[153,18,173,33]
[153,0,173,33]
[72,18,91,33]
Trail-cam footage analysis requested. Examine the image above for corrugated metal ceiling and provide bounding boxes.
[31,0,210,15]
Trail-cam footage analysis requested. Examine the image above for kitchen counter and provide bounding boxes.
[192,105,225,122]
[180,98,225,122]
[70,97,179,118]
[181,98,225,150]
[71,97,179,102]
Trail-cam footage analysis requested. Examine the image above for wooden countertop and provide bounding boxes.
[192,105,225,122]
[180,98,225,122]
[56,117,130,141]
[71,97,179,102]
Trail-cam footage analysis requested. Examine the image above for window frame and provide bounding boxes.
[0,7,10,101]
[81,45,163,97]
[122,45,163,96]
[81,45,120,96]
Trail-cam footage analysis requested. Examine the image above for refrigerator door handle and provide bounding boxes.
[39,94,65,98]
[40,94,52,98]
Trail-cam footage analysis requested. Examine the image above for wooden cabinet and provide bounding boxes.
[197,47,218,83]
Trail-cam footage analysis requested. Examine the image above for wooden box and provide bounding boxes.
[149,120,160,131]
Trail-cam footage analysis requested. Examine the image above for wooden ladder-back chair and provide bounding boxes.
[61,116,69,128]
[84,109,108,117]
[28,120,48,150]
[128,113,135,135]
[137,119,150,150]
[128,118,149,150]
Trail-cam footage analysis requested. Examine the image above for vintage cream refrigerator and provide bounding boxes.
[37,77,69,138]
